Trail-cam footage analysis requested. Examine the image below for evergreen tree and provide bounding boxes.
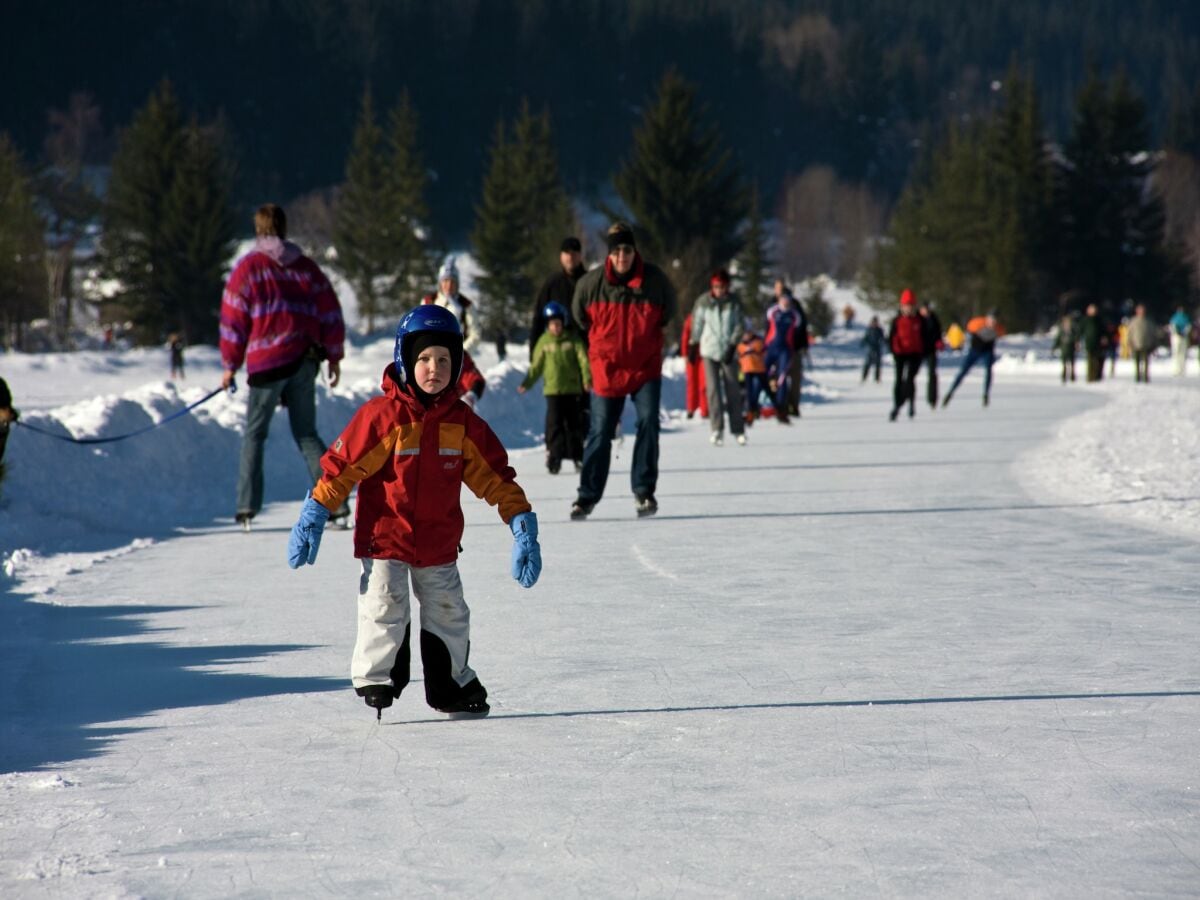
[385,89,433,311]
[333,85,394,334]
[0,134,47,349]
[736,183,771,315]
[160,120,237,343]
[510,100,575,295]
[99,80,186,344]
[870,67,1055,330]
[980,66,1054,328]
[1055,68,1174,316]
[869,122,993,325]
[471,120,531,349]
[471,101,574,349]
[613,69,748,309]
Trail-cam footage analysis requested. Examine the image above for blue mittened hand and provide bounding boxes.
[287,494,331,568]
[510,511,541,588]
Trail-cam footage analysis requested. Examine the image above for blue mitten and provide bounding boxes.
[287,494,331,568]
[509,511,541,588]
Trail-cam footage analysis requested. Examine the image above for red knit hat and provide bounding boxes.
[711,269,731,287]
[899,288,916,306]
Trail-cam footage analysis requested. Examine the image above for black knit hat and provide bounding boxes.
[606,222,636,251]
[561,236,582,253]
[404,331,463,402]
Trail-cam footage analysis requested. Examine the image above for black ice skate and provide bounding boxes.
[432,679,490,717]
[635,494,658,518]
[358,684,396,721]
[570,499,595,521]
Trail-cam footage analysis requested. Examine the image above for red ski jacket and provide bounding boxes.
[311,366,531,567]
[572,254,676,397]
[890,313,925,356]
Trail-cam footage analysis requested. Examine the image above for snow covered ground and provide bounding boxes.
[2,291,1199,896]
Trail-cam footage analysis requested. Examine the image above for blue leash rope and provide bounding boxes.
[14,384,231,445]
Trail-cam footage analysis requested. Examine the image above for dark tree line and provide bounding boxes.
[2,1,1196,240]
[868,67,1190,330]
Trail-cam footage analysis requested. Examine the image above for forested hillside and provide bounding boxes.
[4,0,1196,237]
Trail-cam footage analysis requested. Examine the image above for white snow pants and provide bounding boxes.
[351,558,477,695]
[1170,332,1188,376]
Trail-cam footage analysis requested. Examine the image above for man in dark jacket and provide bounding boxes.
[530,237,588,354]
[570,222,676,520]
[919,301,943,408]
[1079,303,1108,383]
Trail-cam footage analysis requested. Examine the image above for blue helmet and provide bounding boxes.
[543,301,569,325]
[393,304,464,386]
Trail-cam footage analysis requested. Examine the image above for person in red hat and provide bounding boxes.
[689,269,746,445]
[887,288,926,420]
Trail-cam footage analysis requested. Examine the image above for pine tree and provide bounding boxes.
[736,183,771,315]
[471,120,531,349]
[333,85,394,334]
[99,80,186,344]
[509,100,575,293]
[160,120,237,343]
[0,134,47,349]
[1056,68,1174,316]
[613,69,748,306]
[980,66,1053,329]
[471,101,574,350]
[385,90,433,312]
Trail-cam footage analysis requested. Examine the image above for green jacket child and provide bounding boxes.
[519,302,592,475]
[520,317,591,396]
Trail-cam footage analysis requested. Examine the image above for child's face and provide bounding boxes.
[548,318,564,336]
[414,345,453,395]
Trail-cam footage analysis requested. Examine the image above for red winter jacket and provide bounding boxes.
[219,237,344,382]
[889,312,926,356]
[311,366,531,567]
[571,254,677,397]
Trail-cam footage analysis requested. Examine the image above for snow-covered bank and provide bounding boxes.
[1019,379,1200,539]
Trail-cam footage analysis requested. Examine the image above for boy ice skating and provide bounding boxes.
[518,301,592,474]
[286,305,542,718]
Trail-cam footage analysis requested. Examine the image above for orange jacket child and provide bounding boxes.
[737,334,766,375]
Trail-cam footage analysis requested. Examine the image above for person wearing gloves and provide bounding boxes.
[690,269,746,446]
[518,301,591,474]
[286,305,540,719]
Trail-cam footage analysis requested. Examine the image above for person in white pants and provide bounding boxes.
[1168,306,1192,376]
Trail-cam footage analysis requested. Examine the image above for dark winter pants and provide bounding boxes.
[743,372,768,414]
[1061,353,1076,383]
[236,359,326,517]
[1134,350,1151,383]
[923,351,939,407]
[891,354,922,416]
[1086,351,1105,382]
[787,349,804,414]
[862,350,881,382]
[947,346,995,400]
[702,358,744,436]
[578,378,661,504]
[764,346,792,413]
[545,393,589,469]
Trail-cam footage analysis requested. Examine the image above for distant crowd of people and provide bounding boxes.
[1052,302,1198,384]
